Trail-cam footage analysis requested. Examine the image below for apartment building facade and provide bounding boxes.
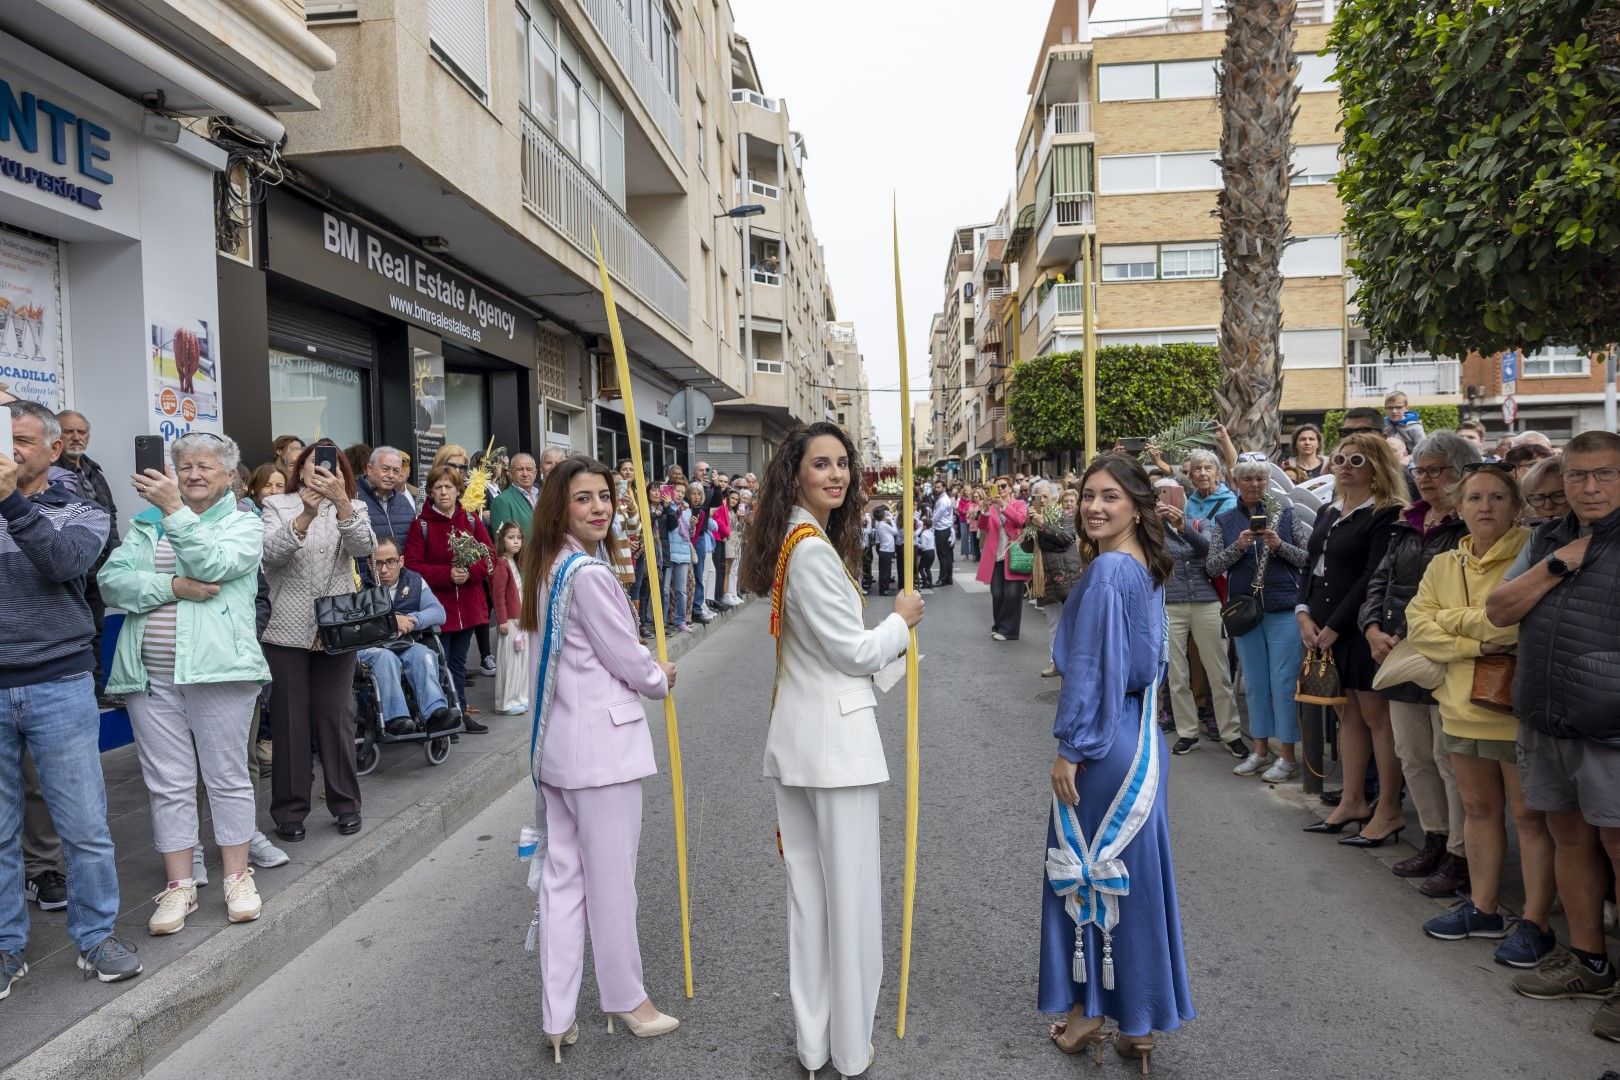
[928,223,986,477]
[827,319,879,465]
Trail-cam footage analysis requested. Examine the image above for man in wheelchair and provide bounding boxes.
[361,538,455,736]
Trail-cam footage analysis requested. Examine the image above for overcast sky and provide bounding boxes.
[731,0,1143,458]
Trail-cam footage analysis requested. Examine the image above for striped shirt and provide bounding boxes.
[141,537,179,675]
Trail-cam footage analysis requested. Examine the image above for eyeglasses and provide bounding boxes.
[1565,467,1620,485]
[374,557,402,568]
[1330,453,1368,468]
[1411,465,1455,479]
[1526,490,1569,510]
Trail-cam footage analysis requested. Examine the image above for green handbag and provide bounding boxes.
[1007,533,1035,575]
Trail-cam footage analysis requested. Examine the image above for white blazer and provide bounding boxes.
[764,507,910,788]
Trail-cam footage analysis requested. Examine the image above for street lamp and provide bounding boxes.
[716,203,767,397]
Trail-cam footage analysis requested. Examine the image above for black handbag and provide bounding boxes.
[314,586,397,654]
[1220,533,1267,637]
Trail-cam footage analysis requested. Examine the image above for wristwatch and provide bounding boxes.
[1545,552,1572,577]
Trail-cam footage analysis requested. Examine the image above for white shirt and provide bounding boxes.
[932,491,956,531]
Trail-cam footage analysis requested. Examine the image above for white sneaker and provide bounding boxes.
[223,869,262,923]
[991,632,1008,641]
[191,846,208,887]
[248,831,290,868]
[149,879,197,936]
[1261,758,1301,783]
[1232,752,1274,777]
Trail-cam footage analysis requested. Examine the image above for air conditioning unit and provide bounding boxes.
[984,267,1004,285]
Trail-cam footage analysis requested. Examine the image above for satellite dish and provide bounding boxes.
[667,388,716,435]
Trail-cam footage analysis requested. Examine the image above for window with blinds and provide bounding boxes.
[429,0,490,101]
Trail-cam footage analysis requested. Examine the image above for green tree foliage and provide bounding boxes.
[1322,404,1461,448]
[1006,345,1221,453]
[1332,0,1620,357]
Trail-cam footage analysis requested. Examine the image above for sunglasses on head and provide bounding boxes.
[1462,461,1516,476]
[1330,452,1368,469]
[1236,451,1269,463]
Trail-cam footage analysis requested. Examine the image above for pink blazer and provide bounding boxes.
[975,498,1031,584]
[528,538,668,790]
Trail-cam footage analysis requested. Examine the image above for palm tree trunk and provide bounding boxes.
[1216,0,1299,454]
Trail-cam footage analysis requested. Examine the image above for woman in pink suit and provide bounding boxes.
[517,456,680,1064]
[976,474,1031,640]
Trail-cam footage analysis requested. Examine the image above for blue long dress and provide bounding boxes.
[1038,552,1195,1036]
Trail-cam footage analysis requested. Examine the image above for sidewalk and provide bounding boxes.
[1,601,748,1080]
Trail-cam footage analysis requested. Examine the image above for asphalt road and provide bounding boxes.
[149,576,1617,1080]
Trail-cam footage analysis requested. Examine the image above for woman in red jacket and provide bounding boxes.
[975,475,1031,640]
[404,465,494,732]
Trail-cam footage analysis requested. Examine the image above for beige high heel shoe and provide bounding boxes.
[606,1007,680,1038]
[545,1021,579,1064]
[1115,1033,1154,1076]
[1050,1016,1109,1064]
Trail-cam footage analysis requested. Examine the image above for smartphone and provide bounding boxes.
[1120,437,1148,454]
[134,435,166,477]
[1250,514,1269,534]
[313,444,339,473]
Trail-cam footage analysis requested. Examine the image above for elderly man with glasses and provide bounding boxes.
[358,537,454,737]
[1487,430,1620,1040]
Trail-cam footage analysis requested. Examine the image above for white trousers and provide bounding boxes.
[774,782,882,1076]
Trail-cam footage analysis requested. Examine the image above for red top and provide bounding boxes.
[403,503,493,633]
[492,556,522,626]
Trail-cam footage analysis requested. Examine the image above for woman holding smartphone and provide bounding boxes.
[259,439,376,841]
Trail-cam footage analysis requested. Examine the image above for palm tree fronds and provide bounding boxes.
[1140,413,1217,466]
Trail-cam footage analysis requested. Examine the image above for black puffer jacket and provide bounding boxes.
[1515,508,1620,744]
[1033,511,1081,606]
[1359,507,1469,703]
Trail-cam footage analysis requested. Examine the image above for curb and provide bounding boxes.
[3,598,752,1080]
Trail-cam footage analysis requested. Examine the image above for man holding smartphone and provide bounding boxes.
[0,401,141,997]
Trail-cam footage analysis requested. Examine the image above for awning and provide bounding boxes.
[1006,202,1037,258]
[1051,143,1093,196]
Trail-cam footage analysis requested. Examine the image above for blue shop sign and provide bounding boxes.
[0,75,112,210]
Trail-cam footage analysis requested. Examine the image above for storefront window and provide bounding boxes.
[445,370,488,450]
[269,351,367,450]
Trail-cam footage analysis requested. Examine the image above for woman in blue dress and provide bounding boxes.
[1042,453,1195,1072]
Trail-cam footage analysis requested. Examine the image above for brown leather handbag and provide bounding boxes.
[1296,646,1349,706]
[1461,568,1516,713]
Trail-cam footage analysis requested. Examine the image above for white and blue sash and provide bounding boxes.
[523,550,594,952]
[1043,676,1162,990]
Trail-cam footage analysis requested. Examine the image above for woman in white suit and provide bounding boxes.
[739,422,926,1079]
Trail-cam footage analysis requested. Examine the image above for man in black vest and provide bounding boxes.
[1487,429,1620,1039]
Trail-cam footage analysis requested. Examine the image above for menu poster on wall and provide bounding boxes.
[149,315,221,441]
[0,226,64,410]
[412,348,446,487]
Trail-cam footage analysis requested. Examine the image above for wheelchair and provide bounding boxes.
[352,630,466,775]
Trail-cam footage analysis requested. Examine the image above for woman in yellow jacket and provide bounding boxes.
[1405,465,1557,968]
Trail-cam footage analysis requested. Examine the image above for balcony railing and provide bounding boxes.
[1089,0,1334,38]
[751,268,781,286]
[1036,193,1095,259]
[737,177,780,200]
[976,285,1009,324]
[1039,102,1093,159]
[520,113,689,333]
[1347,359,1461,399]
[577,0,684,158]
[1038,282,1085,331]
[732,88,780,111]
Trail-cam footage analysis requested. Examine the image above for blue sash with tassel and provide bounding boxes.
[1043,676,1162,990]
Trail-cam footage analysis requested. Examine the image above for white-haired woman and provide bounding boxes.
[1029,480,1080,677]
[1207,456,1312,781]
[99,433,272,936]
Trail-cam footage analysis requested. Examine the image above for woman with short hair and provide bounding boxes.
[100,433,272,935]
[1359,430,1479,894]
[1207,456,1312,781]
[403,465,494,730]
[1407,466,1556,969]
[975,476,1030,640]
[259,439,376,842]
[1298,433,1409,843]
[1182,449,1237,532]
[1519,457,1566,526]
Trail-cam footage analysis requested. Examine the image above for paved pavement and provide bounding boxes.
[0,601,748,1079]
[145,573,1618,1080]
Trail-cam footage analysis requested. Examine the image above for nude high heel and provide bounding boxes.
[606,1008,680,1038]
[546,1021,579,1064]
[1115,1033,1154,1076]
[1050,1017,1109,1065]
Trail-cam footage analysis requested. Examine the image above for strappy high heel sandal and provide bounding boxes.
[1115,1033,1154,1076]
[1049,1017,1109,1064]
[545,1021,579,1064]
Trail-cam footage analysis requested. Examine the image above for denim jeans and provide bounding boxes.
[691,545,709,611]
[0,672,120,953]
[666,562,690,628]
[1230,610,1304,743]
[360,643,448,721]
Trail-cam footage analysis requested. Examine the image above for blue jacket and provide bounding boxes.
[386,567,445,631]
[358,477,417,583]
[668,507,695,564]
[1213,503,1305,612]
[1187,484,1238,532]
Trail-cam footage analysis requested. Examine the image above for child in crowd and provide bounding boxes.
[491,522,529,716]
[1384,390,1426,451]
[915,511,936,589]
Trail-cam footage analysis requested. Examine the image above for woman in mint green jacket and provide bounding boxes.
[98,433,271,938]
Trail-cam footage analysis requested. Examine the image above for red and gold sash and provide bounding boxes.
[769,522,822,641]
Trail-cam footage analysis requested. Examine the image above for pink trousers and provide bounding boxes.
[537,779,647,1034]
